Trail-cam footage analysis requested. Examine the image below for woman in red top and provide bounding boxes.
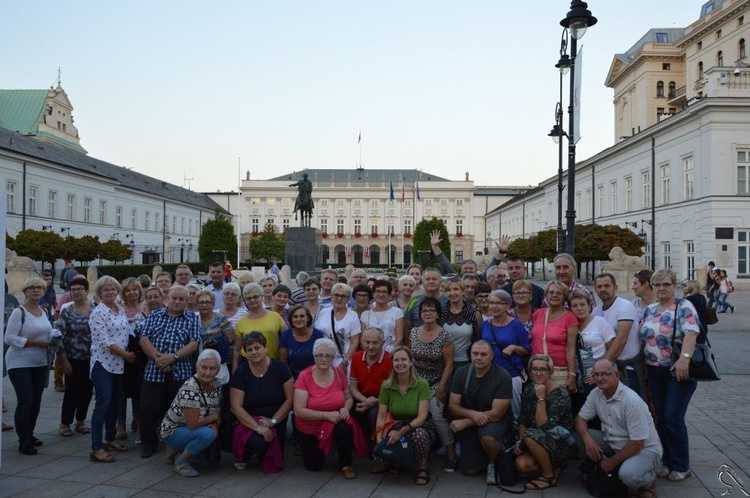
[529,281,579,393]
[293,338,366,479]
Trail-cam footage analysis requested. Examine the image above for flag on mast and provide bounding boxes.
[416,182,421,201]
[389,181,395,202]
[401,182,405,202]
[358,130,361,143]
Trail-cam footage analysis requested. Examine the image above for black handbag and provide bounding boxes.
[495,446,525,493]
[372,421,415,469]
[584,458,629,498]
[670,300,721,381]
[705,306,719,325]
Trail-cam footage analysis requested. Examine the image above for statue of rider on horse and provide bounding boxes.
[290,173,314,227]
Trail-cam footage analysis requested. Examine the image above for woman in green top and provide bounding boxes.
[372,346,436,485]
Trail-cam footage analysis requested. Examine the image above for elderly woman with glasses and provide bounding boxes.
[407,296,458,472]
[361,280,404,352]
[639,269,700,483]
[529,281,579,392]
[231,332,293,473]
[351,284,373,319]
[480,289,530,420]
[513,354,576,491]
[293,338,368,478]
[217,283,246,331]
[313,283,362,370]
[159,349,223,477]
[233,283,288,371]
[510,279,537,337]
[4,277,55,455]
[196,290,233,384]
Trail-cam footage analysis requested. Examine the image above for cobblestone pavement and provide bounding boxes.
[1,284,748,497]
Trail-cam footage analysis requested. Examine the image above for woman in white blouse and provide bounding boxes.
[89,276,137,463]
[4,277,53,455]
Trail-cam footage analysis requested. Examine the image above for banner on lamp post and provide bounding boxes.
[573,46,583,145]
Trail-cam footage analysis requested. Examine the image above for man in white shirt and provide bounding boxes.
[592,273,645,401]
[206,262,226,309]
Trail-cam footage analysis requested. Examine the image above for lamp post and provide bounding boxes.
[641,219,654,270]
[560,0,597,258]
[549,30,570,253]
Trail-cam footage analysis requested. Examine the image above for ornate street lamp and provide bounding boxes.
[559,0,597,257]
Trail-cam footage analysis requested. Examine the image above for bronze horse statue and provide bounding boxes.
[290,173,314,227]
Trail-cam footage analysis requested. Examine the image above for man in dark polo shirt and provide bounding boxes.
[449,340,513,484]
[350,327,392,443]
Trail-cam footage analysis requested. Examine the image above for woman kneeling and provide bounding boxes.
[159,349,223,477]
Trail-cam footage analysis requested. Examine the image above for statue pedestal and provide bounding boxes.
[285,227,321,276]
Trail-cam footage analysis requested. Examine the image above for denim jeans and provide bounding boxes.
[647,365,697,472]
[8,365,48,446]
[90,361,124,451]
[166,426,217,467]
[717,292,733,312]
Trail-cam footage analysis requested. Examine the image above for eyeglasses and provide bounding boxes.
[475,294,489,300]
[489,301,508,306]
[70,287,87,293]
[27,286,46,291]
[592,371,616,378]
[530,367,549,374]
[332,293,349,299]
[373,289,389,294]
[652,282,674,288]
[355,293,371,299]
[197,301,213,306]
[421,308,437,314]
[546,290,565,296]
[513,291,531,297]
[315,353,334,360]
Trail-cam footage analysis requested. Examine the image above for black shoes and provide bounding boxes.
[33,437,43,447]
[19,444,37,455]
[141,445,157,458]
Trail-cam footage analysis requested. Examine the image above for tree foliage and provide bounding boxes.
[99,239,132,264]
[529,229,558,262]
[508,237,538,263]
[413,218,450,268]
[66,235,101,264]
[6,232,15,252]
[13,230,65,264]
[249,224,285,263]
[198,211,237,265]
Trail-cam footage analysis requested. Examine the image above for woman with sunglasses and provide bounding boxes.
[529,281,579,393]
[313,283,361,371]
[514,354,576,491]
[639,269,699,483]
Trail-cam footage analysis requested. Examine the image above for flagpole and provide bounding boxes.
[358,129,362,168]
[400,176,404,270]
[237,157,241,269]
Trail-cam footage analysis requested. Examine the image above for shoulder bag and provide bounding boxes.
[543,308,570,387]
[584,458,629,497]
[670,300,721,381]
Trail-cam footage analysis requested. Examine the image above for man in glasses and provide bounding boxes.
[500,256,545,309]
[174,264,193,287]
[592,273,645,400]
[575,359,661,498]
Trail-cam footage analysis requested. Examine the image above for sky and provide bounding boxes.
[2,1,703,193]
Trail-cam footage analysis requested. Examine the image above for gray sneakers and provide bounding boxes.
[486,464,496,485]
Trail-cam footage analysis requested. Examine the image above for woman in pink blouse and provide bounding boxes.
[529,281,579,393]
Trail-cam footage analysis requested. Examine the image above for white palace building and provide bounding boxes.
[486,0,750,287]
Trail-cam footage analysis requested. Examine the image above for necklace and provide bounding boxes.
[250,358,270,377]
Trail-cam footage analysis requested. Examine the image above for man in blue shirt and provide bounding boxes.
[138,285,200,458]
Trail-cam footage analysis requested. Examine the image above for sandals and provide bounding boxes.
[116,423,127,440]
[75,421,91,434]
[59,424,74,437]
[370,462,390,474]
[341,465,357,479]
[415,468,430,486]
[90,450,115,463]
[2,422,13,432]
[526,474,557,490]
[175,461,200,477]
[104,440,128,452]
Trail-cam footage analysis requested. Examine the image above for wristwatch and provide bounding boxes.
[681,353,691,359]
[173,352,180,361]
[270,418,277,426]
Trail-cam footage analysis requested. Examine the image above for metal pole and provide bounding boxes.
[565,35,577,257]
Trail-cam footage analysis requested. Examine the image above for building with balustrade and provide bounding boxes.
[486,0,750,286]
[208,169,526,267]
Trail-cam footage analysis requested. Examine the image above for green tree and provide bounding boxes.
[249,224,285,262]
[198,211,237,265]
[508,237,538,263]
[529,229,558,262]
[13,230,65,264]
[67,235,101,264]
[413,218,450,267]
[99,239,132,264]
[6,232,15,252]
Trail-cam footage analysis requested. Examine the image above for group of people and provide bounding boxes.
[706,261,736,313]
[2,247,711,497]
